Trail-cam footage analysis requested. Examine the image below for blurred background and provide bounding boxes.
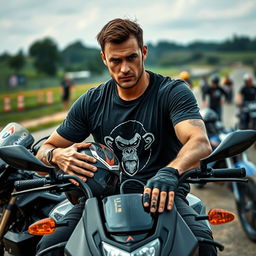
[1,1,256,255]
[1,0,256,130]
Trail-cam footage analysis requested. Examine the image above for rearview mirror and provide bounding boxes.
[201,129,256,169]
[0,145,54,173]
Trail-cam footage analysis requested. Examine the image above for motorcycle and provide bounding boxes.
[0,123,67,256]
[238,102,256,130]
[0,129,255,255]
[200,108,256,242]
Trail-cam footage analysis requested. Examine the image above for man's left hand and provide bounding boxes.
[143,167,179,213]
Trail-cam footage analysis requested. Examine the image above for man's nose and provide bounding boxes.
[120,61,130,74]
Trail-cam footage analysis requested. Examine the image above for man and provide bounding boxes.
[237,74,256,129]
[222,75,234,104]
[36,18,215,255]
[200,75,209,100]
[60,74,73,110]
[202,75,227,121]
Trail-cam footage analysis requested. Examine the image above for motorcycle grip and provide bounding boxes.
[211,168,246,178]
[14,178,48,191]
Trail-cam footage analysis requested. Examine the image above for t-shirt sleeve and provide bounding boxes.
[168,81,202,126]
[57,92,91,142]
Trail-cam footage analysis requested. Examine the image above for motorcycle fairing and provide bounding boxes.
[102,194,153,232]
[0,123,34,171]
[65,196,198,256]
[16,191,66,209]
[0,122,34,148]
[3,230,40,256]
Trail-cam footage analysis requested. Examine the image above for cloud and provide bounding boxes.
[1,0,256,54]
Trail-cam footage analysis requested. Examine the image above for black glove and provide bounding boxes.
[143,167,180,211]
[145,167,179,194]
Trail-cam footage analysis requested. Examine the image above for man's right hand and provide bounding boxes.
[51,142,97,185]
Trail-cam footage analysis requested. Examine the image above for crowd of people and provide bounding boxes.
[182,72,256,128]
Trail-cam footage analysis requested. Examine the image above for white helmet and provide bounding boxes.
[243,73,251,82]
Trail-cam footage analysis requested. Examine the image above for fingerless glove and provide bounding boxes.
[145,167,179,192]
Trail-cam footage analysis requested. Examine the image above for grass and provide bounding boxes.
[0,82,99,129]
[147,66,181,77]
[0,63,237,132]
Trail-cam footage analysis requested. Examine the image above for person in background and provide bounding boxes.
[61,74,73,109]
[36,18,215,256]
[202,75,227,121]
[179,71,193,89]
[222,75,234,104]
[237,74,256,129]
[200,75,209,100]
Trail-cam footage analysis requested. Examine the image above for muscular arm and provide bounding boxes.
[144,118,212,213]
[168,119,212,174]
[36,130,97,184]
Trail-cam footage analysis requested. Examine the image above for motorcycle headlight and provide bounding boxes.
[102,239,160,256]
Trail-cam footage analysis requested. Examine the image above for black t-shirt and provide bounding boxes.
[203,86,227,107]
[57,71,202,194]
[239,85,256,103]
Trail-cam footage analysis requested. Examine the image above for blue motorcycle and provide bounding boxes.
[200,108,256,242]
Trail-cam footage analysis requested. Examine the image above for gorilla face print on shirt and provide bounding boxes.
[104,120,155,176]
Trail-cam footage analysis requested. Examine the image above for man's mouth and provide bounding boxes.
[120,76,133,81]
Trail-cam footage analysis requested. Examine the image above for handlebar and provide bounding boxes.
[211,168,246,178]
[13,174,93,198]
[12,167,247,197]
[14,178,49,191]
[179,167,246,184]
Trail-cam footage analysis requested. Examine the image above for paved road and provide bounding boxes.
[31,67,256,256]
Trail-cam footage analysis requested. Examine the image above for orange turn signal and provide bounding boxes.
[28,217,56,235]
[208,208,235,225]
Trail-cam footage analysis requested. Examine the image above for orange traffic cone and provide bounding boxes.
[4,96,11,112]
[47,91,53,105]
[17,94,25,111]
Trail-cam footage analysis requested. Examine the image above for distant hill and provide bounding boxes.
[60,35,256,69]
[61,41,105,74]
[0,34,255,91]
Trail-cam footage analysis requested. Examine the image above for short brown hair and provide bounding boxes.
[96,18,144,52]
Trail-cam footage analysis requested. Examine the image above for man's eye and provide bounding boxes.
[128,55,137,61]
[111,59,120,64]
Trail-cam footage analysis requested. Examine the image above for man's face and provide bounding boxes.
[101,36,147,89]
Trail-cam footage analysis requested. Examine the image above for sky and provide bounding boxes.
[1,0,256,54]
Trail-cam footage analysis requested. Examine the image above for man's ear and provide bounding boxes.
[142,46,148,61]
[101,51,107,66]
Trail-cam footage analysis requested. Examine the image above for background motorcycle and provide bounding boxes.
[238,102,256,130]
[1,130,255,256]
[0,123,67,256]
[200,108,256,242]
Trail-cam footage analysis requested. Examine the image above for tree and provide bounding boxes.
[61,41,105,74]
[86,53,105,74]
[8,50,25,72]
[0,52,11,62]
[218,35,251,51]
[29,38,59,76]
